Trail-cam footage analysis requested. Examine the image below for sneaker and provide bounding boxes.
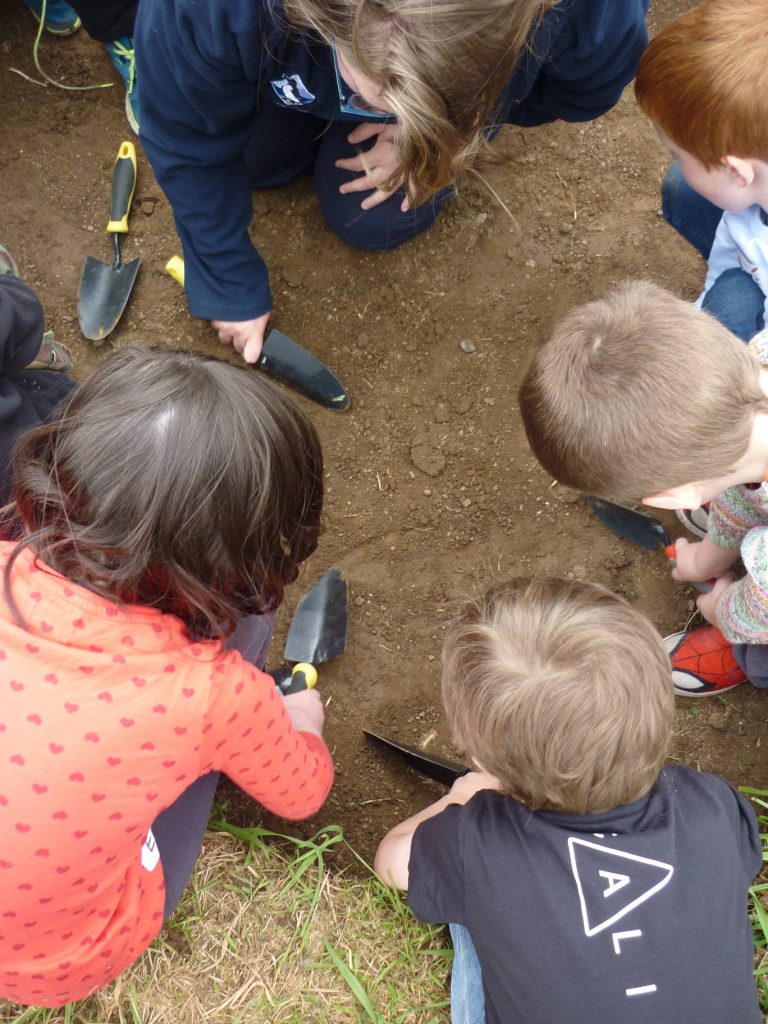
[665,626,747,696]
[675,505,709,540]
[23,0,81,35]
[104,37,139,135]
[26,331,74,373]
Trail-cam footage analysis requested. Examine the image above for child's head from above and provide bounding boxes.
[281,0,551,201]
[635,0,768,212]
[519,281,768,507]
[8,347,323,638]
[441,577,674,815]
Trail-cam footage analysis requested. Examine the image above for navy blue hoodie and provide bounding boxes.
[136,0,649,322]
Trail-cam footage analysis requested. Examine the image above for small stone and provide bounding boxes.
[708,709,728,732]
[559,222,573,235]
[433,402,449,423]
[476,212,488,225]
[354,596,365,607]
[524,258,536,268]
[461,498,472,508]
[452,395,473,415]
[459,339,476,354]
[423,488,432,497]
[140,200,155,216]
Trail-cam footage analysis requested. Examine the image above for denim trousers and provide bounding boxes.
[449,924,486,1024]
[151,612,275,920]
[662,163,764,341]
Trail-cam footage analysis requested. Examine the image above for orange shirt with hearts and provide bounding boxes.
[0,542,333,1007]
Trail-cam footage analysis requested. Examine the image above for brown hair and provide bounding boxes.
[280,0,552,203]
[6,347,323,639]
[518,280,767,503]
[442,577,674,814]
[635,0,768,166]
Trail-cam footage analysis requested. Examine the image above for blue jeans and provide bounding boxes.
[449,924,486,1024]
[662,163,764,341]
[152,612,275,919]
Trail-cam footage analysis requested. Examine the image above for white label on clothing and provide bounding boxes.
[270,75,316,106]
[568,837,673,936]
[141,827,160,872]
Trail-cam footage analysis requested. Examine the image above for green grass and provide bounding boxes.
[2,794,767,1023]
[742,787,768,1013]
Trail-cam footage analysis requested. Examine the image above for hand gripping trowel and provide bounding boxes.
[78,141,141,342]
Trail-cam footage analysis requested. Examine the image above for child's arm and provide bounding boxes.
[374,771,500,890]
[699,214,743,300]
[201,655,334,819]
[705,527,768,644]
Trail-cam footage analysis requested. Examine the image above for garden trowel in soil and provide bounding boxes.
[584,496,712,592]
[78,141,140,342]
[363,730,468,786]
[270,568,348,695]
[165,256,349,411]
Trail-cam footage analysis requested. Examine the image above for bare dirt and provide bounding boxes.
[1,0,764,864]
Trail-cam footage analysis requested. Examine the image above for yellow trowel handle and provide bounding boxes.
[165,255,185,289]
[106,141,137,234]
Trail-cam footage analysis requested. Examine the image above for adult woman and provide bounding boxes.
[136,0,649,362]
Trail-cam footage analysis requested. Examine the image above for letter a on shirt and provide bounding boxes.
[568,837,674,936]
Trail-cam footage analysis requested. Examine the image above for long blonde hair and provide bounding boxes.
[280,0,553,202]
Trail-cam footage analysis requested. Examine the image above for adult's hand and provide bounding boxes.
[211,311,271,364]
[336,124,412,212]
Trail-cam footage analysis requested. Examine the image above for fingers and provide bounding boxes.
[340,173,388,196]
[346,122,386,145]
[361,188,395,210]
[241,332,264,365]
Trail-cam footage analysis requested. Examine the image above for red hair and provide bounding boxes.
[635,0,768,166]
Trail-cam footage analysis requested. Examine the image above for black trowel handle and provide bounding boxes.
[106,141,137,235]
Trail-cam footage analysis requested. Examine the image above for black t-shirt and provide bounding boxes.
[408,765,762,1024]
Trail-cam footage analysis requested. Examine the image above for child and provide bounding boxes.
[375,578,762,1024]
[0,246,76,509]
[0,346,333,1007]
[519,279,768,697]
[635,0,768,345]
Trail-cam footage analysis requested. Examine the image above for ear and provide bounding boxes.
[723,155,756,188]
[643,483,703,510]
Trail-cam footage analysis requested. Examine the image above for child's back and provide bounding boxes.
[0,347,332,1006]
[376,578,762,1023]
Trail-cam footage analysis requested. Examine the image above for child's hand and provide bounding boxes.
[283,687,325,737]
[336,124,413,212]
[695,573,736,627]
[671,536,739,582]
[211,311,271,364]
[449,770,502,803]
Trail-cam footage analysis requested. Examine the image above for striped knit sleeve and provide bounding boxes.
[717,527,768,644]
[707,485,768,550]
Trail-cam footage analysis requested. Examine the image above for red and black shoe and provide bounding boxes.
[664,626,747,696]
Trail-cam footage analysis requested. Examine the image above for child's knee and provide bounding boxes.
[318,192,415,252]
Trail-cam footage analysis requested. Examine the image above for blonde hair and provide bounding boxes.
[280,0,552,202]
[519,280,768,503]
[636,0,768,166]
[442,577,674,815]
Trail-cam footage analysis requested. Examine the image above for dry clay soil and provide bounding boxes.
[1,0,764,862]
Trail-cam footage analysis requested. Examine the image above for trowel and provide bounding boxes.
[364,729,468,786]
[78,141,140,342]
[165,256,350,411]
[584,496,712,592]
[270,568,348,694]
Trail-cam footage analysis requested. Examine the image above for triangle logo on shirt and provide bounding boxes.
[567,837,674,936]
